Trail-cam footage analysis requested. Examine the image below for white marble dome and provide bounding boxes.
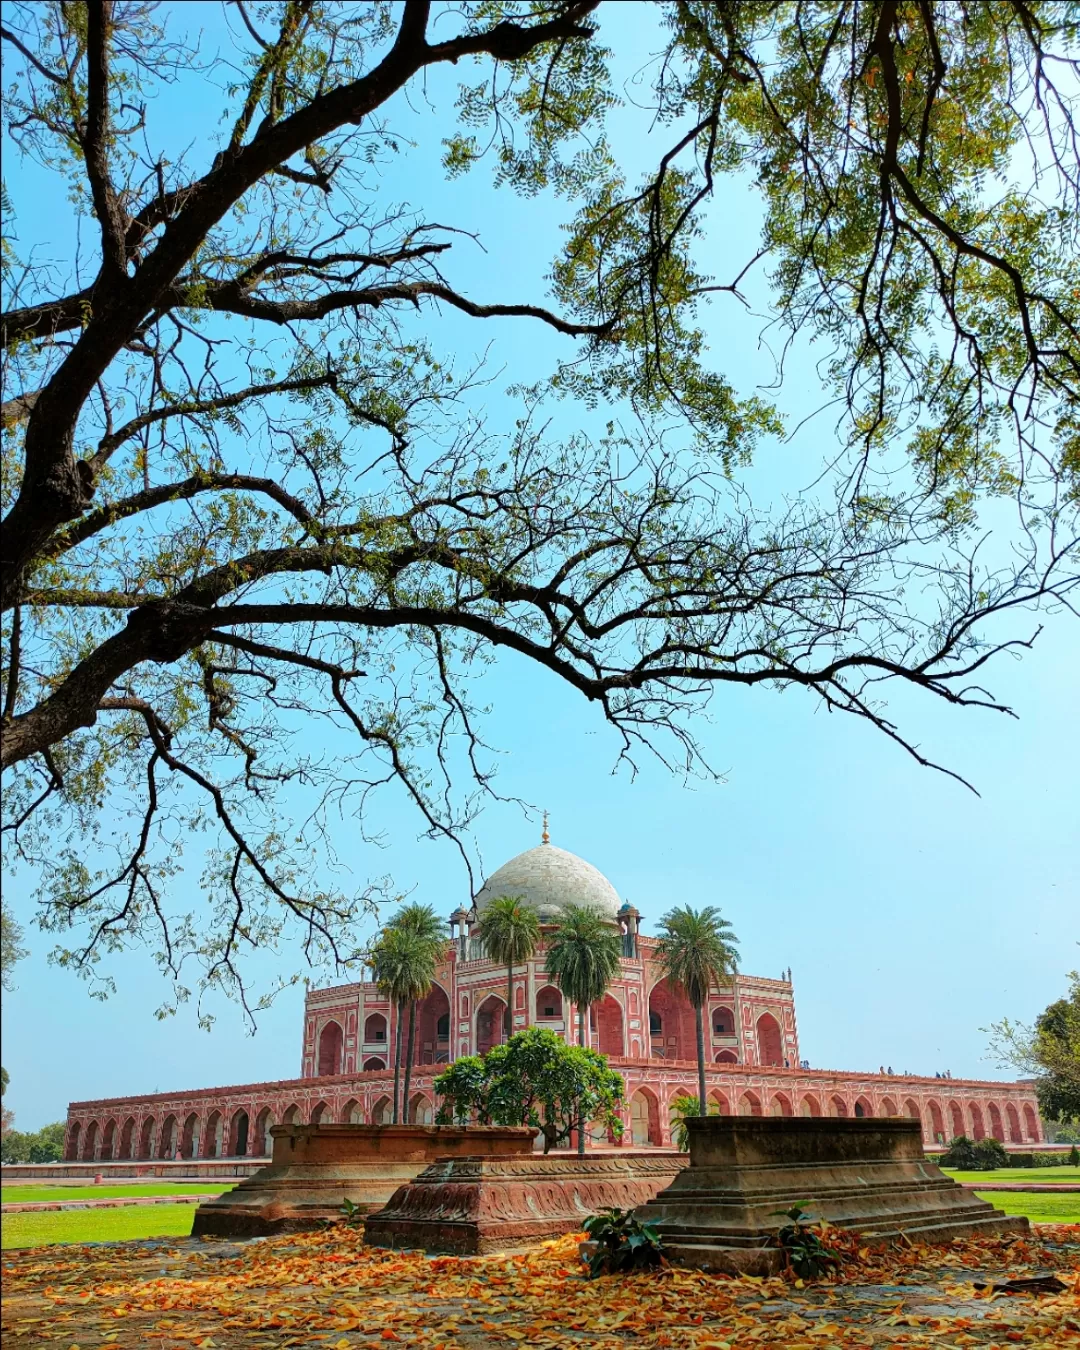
[473,844,621,923]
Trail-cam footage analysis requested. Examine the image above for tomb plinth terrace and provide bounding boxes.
[61,837,1044,1166]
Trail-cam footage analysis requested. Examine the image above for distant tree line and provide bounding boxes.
[1,1120,66,1164]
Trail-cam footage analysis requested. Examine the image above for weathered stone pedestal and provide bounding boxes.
[363,1151,688,1255]
[635,1117,1028,1275]
[191,1124,535,1237]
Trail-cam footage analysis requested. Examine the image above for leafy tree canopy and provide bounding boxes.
[986,971,1080,1123]
[0,2,1077,1018]
[1,900,28,991]
[0,1120,66,1163]
[434,1025,624,1150]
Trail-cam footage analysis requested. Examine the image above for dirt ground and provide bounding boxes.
[2,1222,1078,1349]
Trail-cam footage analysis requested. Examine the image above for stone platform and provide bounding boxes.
[635,1116,1029,1275]
[362,1151,688,1255]
[191,1124,536,1237]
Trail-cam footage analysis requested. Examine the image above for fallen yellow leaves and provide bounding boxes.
[1,1221,1078,1348]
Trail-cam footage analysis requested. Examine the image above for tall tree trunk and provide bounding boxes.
[507,960,513,1040]
[578,1003,587,1156]
[695,1002,707,1121]
[392,998,403,1124]
[402,999,417,1123]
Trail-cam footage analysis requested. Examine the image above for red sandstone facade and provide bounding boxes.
[63,841,1044,1162]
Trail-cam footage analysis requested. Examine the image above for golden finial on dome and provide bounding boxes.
[542,810,550,845]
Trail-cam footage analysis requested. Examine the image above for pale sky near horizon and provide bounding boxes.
[2,2,1077,1131]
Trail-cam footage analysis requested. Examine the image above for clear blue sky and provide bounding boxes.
[2,3,1077,1130]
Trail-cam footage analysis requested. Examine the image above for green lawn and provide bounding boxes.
[1,1182,234,1203]
[1,1203,200,1249]
[942,1167,1080,1186]
[974,1191,1080,1224]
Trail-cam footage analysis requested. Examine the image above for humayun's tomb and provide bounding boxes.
[63,835,1045,1163]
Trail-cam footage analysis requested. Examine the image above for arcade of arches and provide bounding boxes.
[66,1071,1044,1160]
[63,840,1045,1159]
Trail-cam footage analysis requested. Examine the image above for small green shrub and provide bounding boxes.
[582,1207,664,1277]
[1070,1145,1079,1167]
[770,1203,842,1279]
[939,1136,980,1169]
[972,1137,1008,1170]
[338,1197,364,1227]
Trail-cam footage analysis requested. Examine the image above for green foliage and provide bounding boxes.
[369,925,437,1011]
[986,973,1080,1123]
[940,1135,1009,1171]
[770,1203,842,1279]
[434,1027,624,1152]
[668,1094,720,1152]
[1,900,27,991]
[581,1207,664,1278]
[973,1137,1009,1170]
[939,1135,980,1170]
[369,907,443,1124]
[338,1196,365,1227]
[1,1,1076,1017]
[655,907,739,1011]
[1071,1145,1079,1168]
[432,1055,492,1125]
[543,904,623,1037]
[0,1120,67,1164]
[476,897,541,980]
[655,905,739,1104]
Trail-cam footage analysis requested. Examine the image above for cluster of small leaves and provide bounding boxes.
[770,1201,844,1280]
[0,1,1076,1023]
[581,1206,665,1278]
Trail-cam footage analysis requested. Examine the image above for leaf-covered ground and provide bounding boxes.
[2,1223,1077,1349]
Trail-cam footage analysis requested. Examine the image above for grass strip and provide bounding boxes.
[972,1190,1080,1223]
[1,1203,199,1249]
[2,1182,234,1204]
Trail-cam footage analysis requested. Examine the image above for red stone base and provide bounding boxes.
[362,1152,688,1255]
[636,1116,1029,1275]
[192,1124,536,1237]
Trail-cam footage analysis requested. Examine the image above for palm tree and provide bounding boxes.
[544,903,622,1154]
[369,924,438,1124]
[655,905,740,1118]
[389,903,445,1122]
[475,896,541,1043]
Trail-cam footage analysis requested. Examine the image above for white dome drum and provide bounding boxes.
[473,844,621,923]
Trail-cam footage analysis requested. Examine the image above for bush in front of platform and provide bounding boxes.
[582,1208,664,1277]
[434,1027,624,1153]
[771,1203,842,1280]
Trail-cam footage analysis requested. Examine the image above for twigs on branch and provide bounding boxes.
[0,0,1074,1016]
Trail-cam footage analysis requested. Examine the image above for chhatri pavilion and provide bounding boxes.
[64,829,1044,1163]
